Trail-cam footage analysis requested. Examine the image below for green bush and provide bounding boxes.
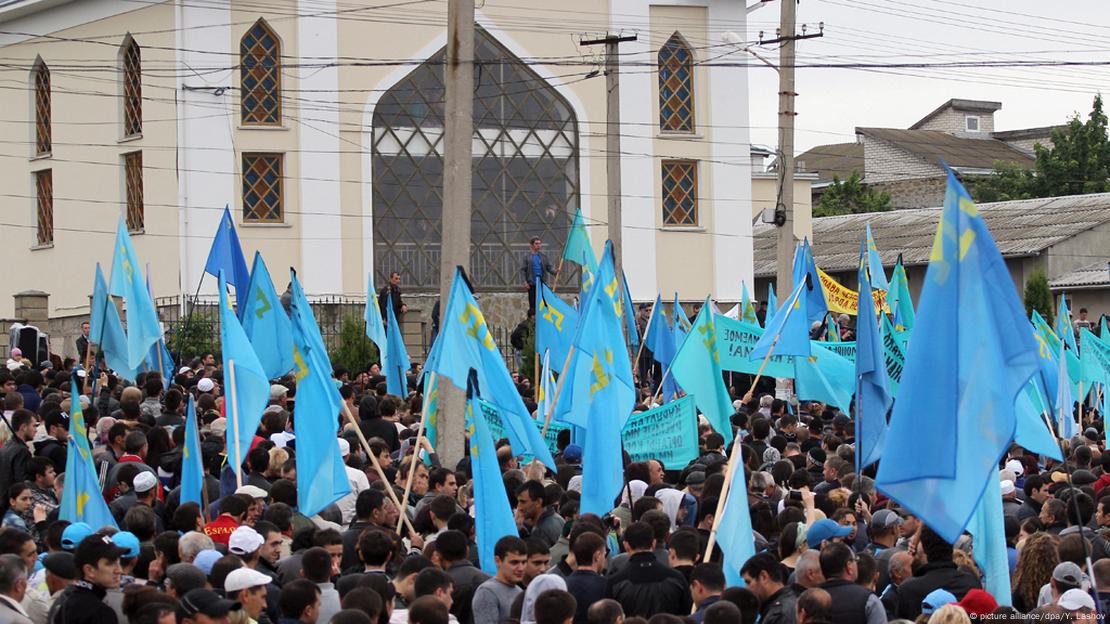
[331,313,379,373]
[1024,270,1053,326]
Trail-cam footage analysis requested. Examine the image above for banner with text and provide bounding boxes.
[715,316,794,378]
[620,395,699,470]
[818,268,889,316]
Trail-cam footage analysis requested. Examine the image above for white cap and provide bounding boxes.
[133,471,158,493]
[210,417,227,437]
[178,366,192,375]
[197,378,215,392]
[228,526,264,556]
[1004,459,1024,476]
[1000,480,1016,496]
[235,485,268,500]
[1059,588,1096,611]
[270,384,288,401]
[338,438,350,457]
[224,567,273,593]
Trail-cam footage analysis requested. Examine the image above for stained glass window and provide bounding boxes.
[34,60,50,155]
[122,38,142,137]
[35,170,52,245]
[658,33,694,132]
[372,29,579,290]
[662,160,697,226]
[125,151,143,231]
[240,19,281,125]
[242,153,283,222]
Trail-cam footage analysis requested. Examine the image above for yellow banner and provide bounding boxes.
[817,268,889,316]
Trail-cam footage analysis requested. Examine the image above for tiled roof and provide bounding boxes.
[856,127,1035,171]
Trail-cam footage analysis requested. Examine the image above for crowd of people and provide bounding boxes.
[0,318,1103,624]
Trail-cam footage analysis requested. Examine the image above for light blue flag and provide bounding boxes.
[673,293,691,347]
[794,342,854,409]
[718,460,756,587]
[792,239,829,324]
[889,255,915,332]
[1057,341,1078,440]
[865,223,890,291]
[622,270,639,349]
[218,271,270,479]
[108,219,162,369]
[571,242,637,516]
[825,314,840,342]
[1014,378,1063,461]
[466,373,519,574]
[875,167,1040,543]
[288,273,353,516]
[180,395,204,506]
[966,473,1012,606]
[671,299,733,444]
[537,279,579,368]
[60,377,117,530]
[421,371,439,466]
[364,274,387,354]
[385,293,411,397]
[749,277,811,362]
[1057,294,1078,353]
[204,206,252,312]
[740,283,759,326]
[879,313,905,397]
[643,294,678,403]
[766,284,777,319]
[563,208,599,273]
[855,240,892,470]
[90,263,137,381]
[142,272,174,391]
[241,252,294,380]
[1081,328,1110,388]
[425,270,556,470]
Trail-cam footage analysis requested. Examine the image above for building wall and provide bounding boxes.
[751,174,814,242]
[868,177,948,210]
[860,135,941,184]
[915,107,996,137]
[999,136,1051,156]
[1042,222,1110,283]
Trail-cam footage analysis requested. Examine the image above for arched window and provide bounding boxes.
[32,58,50,155]
[240,19,281,125]
[121,36,142,137]
[372,29,580,290]
[658,33,694,132]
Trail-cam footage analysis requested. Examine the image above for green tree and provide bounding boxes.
[1024,270,1054,326]
[167,314,220,361]
[815,170,893,217]
[519,319,536,383]
[331,314,379,374]
[969,95,1110,201]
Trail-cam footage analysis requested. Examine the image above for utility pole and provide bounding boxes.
[581,33,636,278]
[437,0,475,469]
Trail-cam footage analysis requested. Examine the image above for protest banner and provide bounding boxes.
[620,396,699,470]
[716,315,793,377]
[817,268,889,316]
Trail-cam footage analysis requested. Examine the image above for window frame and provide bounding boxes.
[34,169,53,247]
[661,159,699,227]
[124,151,144,232]
[965,115,981,132]
[658,32,695,133]
[241,152,284,223]
[33,59,50,156]
[240,19,283,126]
[121,37,142,138]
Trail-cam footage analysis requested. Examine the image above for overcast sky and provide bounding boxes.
[744,0,1110,155]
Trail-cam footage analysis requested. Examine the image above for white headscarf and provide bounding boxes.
[620,479,648,507]
[656,488,685,529]
[521,574,567,624]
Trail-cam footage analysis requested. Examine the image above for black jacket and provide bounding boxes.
[821,579,872,624]
[50,581,118,624]
[34,438,66,474]
[359,417,399,453]
[565,570,607,624]
[895,561,981,620]
[0,437,31,506]
[378,284,403,320]
[757,585,797,624]
[604,551,691,618]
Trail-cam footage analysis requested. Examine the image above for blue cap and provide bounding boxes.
[111,531,141,558]
[922,589,956,615]
[194,549,222,575]
[805,519,853,549]
[563,444,582,463]
[60,522,93,551]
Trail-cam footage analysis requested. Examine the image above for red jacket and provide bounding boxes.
[1094,473,1110,495]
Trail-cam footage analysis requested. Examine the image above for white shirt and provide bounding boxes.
[336,464,371,524]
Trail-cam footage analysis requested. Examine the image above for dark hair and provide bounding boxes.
[5,482,28,504]
[587,599,624,624]
[1022,473,1045,499]
[534,590,577,624]
[358,529,395,567]
[570,531,605,567]
[153,531,180,567]
[356,489,386,520]
[413,566,452,598]
[919,526,953,563]
[855,551,877,587]
[301,547,333,583]
[818,542,855,579]
[641,510,671,544]
[796,588,832,622]
[720,587,759,624]
[703,601,742,624]
[494,535,527,560]
[269,479,297,506]
[622,522,655,551]
[667,527,700,562]
[429,495,456,523]
[44,521,70,552]
[27,456,53,481]
[172,502,203,534]
[11,410,34,432]
[739,552,784,584]
[124,431,148,454]
[248,446,270,473]
[517,480,547,506]
[631,496,661,522]
[407,595,449,624]
[434,530,469,562]
[1065,491,1095,526]
[341,587,383,622]
[264,502,294,532]
[209,554,243,592]
[124,505,157,542]
[428,468,453,491]
[144,378,163,397]
[330,610,373,624]
[691,563,725,592]
[219,494,250,519]
[281,579,322,619]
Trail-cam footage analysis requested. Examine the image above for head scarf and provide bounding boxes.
[620,479,648,507]
[521,574,567,624]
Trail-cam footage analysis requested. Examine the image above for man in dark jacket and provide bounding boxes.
[357,395,398,452]
[564,532,606,624]
[741,552,797,624]
[894,526,980,620]
[434,530,488,624]
[51,534,129,624]
[604,521,690,618]
[817,543,885,624]
[0,410,35,506]
[521,237,555,314]
[378,271,406,321]
[34,410,68,475]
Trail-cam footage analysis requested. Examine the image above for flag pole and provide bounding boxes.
[632,299,660,377]
[396,411,428,535]
[338,401,418,535]
[651,364,675,405]
[541,346,576,437]
[227,358,243,489]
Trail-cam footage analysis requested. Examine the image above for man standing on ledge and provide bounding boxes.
[379,271,407,321]
[521,237,555,314]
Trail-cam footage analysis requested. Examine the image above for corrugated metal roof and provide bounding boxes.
[1050,262,1110,290]
[754,193,1110,277]
[795,142,864,184]
[856,127,1035,171]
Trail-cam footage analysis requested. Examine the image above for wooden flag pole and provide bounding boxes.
[551,258,566,289]
[632,299,660,376]
[338,402,417,535]
[396,411,428,535]
[227,358,243,489]
[541,346,576,437]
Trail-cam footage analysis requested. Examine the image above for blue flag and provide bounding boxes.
[204,206,251,312]
[1014,377,1062,461]
[644,294,678,402]
[218,271,270,480]
[671,299,733,444]
[466,373,519,574]
[718,459,756,587]
[90,263,137,381]
[740,283,759,326]
[875,167,1039,543]
[241,253,294,380]
[536,279,579,367]
[766,283,777,319]
[967,473,1012,606]
[180,395,204,506]
[622,270,639,349]
[794,342,854,409]
[793,239,828,324]
[855,240,892,470]
[673,293,691,346]
[60,377,117,529]
[1057,294,1078,353]
[563,208,599,273]
[142,273,174,391]
[108,219,162,369]
[749,277,811,362]
[1057,341,1078,440]
[425,270,556,469]
[421,371,439,466]
[865,223,889,291]
[365,274,387,355]
[888,256,915,332]
[289,273,353,516]
[385,293,411,397]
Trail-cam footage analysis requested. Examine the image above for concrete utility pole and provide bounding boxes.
[581,33,636,278]
[775,0,798,296]
[437,0,475,469]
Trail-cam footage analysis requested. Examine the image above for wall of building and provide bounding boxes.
[860,135,942,184]
[751,174,815,243]
[1043,222,1110,283]
[915,107,996,137]
[999,136,1052,156]
[869,177,948,210]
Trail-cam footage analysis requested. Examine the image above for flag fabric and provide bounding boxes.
[563,208,599,273]
[59,377,117,529]
[766,283,777,319]
[673,293,692,346]
[288,273,353,516]
[1081,329,1110,388]
[966,473,1012,606]
[204,206,252,308]
[108,219,162,369]
[643,294,678,402]
[536,279,579,367]
[364,274,387,353]
[570,242,637,516]
[1057,294,1078,353]
[671,298,733,445]
[425,270,556,469]
[825,314,840,342]
[466,372,519,575]
[218,271,270,480]
[865,223,890,291]
[537,350,555,421]
[717,460,756,587]
[421,372,439,466]
[875,167,1040,543]
[90,263,137,381]
[622,270,639,349]
[385,293,411,397]
[1057,341,1078,440]
[180,395,204,506]
[1014,378,1063,461]
[740,283,759,325]
[1102,315,1110,339]
[142,272,174,391]
[793,239,829,324]
[793,343,854,410]
[241,252,294,380]
[888,255,915,332]
[855,240,893,470]
[749,278,811,362]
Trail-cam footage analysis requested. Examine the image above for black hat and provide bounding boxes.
[808,448,826,467]
[73,535,129,570]
[43,552,77,580]
[1072,469,1097,486]
[180,589,240,619]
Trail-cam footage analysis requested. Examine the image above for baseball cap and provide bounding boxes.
[870,509,904,531]
[1000,480,1016,496]
[1053,561,1088,587]
[111,531,141,558]
[193,549,222,575]
[338,438,351,457]
[61,522,93,550]
[166,563,208,596]
[197,378,215,392]
[133,471,158,493]
[235,485,268,500]
[178,366,193,375]
[180,589,240,619]
[921,589,956,615]
[224,567,273,593]
[74,535,129,570]
[1059,588,1096,611]
[42,552,77,580]
[805,519,852,549]
[228,526,264,556]
[270,384,288,401]
[562,444,582,463]
[954,588,998,616]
